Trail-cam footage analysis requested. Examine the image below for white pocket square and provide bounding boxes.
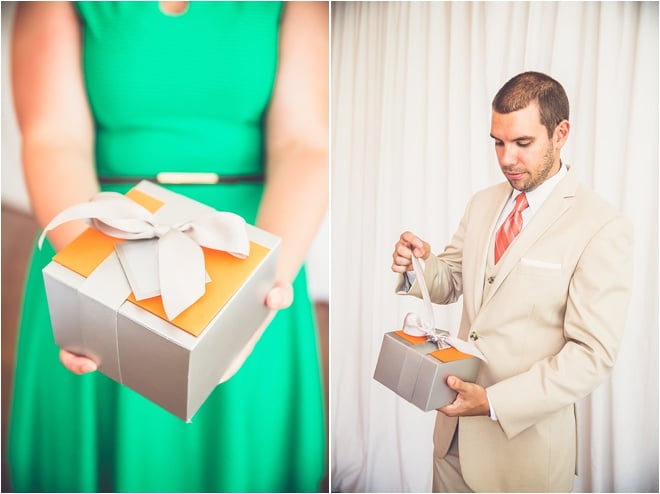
[520,257,562,270]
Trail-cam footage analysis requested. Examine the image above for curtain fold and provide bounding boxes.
[330,2,658,492]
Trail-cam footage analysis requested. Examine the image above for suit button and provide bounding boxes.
[469,331,479,341]
[487,276,495,284]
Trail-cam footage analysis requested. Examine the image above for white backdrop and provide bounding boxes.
[330,2,658,492]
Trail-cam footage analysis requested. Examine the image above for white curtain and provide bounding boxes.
[330,2,659,492]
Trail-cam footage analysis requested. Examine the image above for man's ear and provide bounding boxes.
[554,120,570,149]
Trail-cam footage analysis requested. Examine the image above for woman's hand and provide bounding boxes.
[59,349,97,375]
[265,280,294,310]
[59,280,293,377]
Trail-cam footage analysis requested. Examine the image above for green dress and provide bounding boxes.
[8,2,326,492]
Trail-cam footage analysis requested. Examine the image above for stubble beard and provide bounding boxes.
[511,144,557,193]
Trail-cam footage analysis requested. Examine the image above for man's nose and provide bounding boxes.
[501,144,518,166]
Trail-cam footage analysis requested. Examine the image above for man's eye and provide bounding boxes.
[517,141,531,147]
[494,141,504,147]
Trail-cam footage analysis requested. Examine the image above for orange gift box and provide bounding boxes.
[42,181,280,422]
[373,330,480,411]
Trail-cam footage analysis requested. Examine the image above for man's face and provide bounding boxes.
[490,102,563,192]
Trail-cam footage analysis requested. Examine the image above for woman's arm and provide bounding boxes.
[218,3,328,381]
[257,1,329,300]
[12,1,99,251]
[13,2,99,374]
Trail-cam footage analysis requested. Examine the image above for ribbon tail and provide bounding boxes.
[37,197,115,249]
[158,230,206,320]
[38,192,156,249]
[410,256,436,326]
[443,336,487,362]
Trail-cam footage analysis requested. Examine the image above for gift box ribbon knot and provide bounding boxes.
[39,189,250,320]
[404,256,486,361]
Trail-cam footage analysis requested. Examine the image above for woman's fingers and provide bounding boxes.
[59,348,97,374]
[265,280,294,310]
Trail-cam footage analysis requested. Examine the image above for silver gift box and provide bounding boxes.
[373,331,480,411]
[42,181,280,422]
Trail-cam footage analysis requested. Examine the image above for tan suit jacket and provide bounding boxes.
[402,167,633,492]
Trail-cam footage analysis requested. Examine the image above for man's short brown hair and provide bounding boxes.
[492,72,570,138]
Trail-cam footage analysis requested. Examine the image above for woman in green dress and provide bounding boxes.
[9,2,328,492]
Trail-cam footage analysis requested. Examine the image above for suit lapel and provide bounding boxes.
[470,185,511,316]
[481,168,579,308]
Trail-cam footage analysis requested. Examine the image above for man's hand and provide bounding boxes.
[392,231,432,273]
[438,376,491,417]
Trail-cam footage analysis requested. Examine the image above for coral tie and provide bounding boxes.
[494,193,528,264]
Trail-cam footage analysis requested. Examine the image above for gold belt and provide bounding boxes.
[99,172,264,185]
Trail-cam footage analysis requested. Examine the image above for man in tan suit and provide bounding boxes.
[392,72,633,492]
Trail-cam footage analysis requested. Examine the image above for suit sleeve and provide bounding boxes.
[487,215,634,439]
[395,197,474,304]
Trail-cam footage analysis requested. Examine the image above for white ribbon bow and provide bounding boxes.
[39,191,250,320]
[403,256,486,361]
